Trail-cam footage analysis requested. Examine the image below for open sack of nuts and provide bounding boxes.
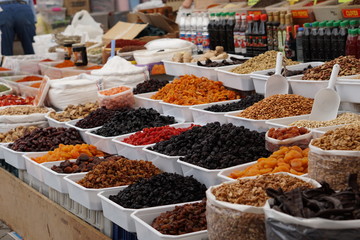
[206,173,319,240]
[264,174,360,240]
[308,123,360,191]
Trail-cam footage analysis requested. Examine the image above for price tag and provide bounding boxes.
[248,0,260,6]
[291,10,309,18]
[339,0,353,3]
[247,10,262,16]
[342,8,360,18]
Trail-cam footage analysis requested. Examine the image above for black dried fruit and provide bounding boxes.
[75,107,120,129]
[109,172,206,209]
[133,79,169,94]
[204,94,264,112]
[94,108,176,137]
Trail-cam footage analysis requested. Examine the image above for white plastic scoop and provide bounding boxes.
[309,64,341,121]
[265,52,289,98]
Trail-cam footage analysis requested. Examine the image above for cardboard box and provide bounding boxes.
[127,12,179,34]
[194,0,229,9]
[102,21,148,44]
[64,0,90,15]
[90,0,115,13]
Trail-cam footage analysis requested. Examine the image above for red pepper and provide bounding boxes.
[0,95,35,107]
[123,125,199,145]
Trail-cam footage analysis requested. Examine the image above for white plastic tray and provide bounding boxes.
[84,127,117,155]
[134,92,163,114]
[177,159,223,188]
[160,102,198,122]
[162,60,188,77]
[40,160,83,193]
[250,62,324,95]
[225,110,267,132]
[186,62,235,81]
[38,61,64,79]
[142,146,183,175]
[65,118,99,144]
[112,123,194,161]
[64,173,127,210]
[0,142,10,159]
[336,81,360,103]
[45,111,71,128]
[131,201,208,240]
[288,75,329,98]
[189,100,241,125]
[23,152,49,181]
[1,143,41,170]
[215,64,254,91]
[217,161,258,183]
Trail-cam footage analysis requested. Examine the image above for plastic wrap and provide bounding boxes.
[265,130,312,152]
[98,86,135,110]
[308,144,360,191]
[264,201,360,240]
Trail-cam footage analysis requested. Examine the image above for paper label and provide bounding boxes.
[291,10,309,18]
[339,0,353,2]
[247,10,262,16]
[342,8,360,18]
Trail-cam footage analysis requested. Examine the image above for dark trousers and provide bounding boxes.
[0,2,36,55]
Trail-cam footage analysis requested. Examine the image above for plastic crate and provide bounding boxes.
[36,0,64,8]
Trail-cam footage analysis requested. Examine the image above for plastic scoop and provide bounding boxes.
[309,64,340,121]
[265,52,289,98]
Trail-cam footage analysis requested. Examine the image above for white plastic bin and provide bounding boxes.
[45,112,71,128]
[23,152,49,181]
[84,128,117,155]
[162,60,188,77]
[134,92,163,114]
[1,144,43,170]
[288,75,329,99]
[142,146,183,175]
[65,118,99,144]
[217,161,258,183]
[215,65,254,91]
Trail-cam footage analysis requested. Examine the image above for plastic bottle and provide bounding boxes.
[324,21,333,61]
[285,26,296,60]
[266,12,273,50]
[245,15,253,57]
[208,13,215,50]
[179,12,186,40]
[252,14,260,56]
[346,29,358,57]
[302,23,311,62]
[185,13,192,43]
[272,11,280,51]
[258,14,268,54]
[202,13,210,52]
[233,13,242,54]
[190,12,198,52]
[317,21,326,61]
[310,21,319,61]
[296,27,304,62]
[239,14,247,55]
[357,29,360,59]
[331,21,340,58]
[226,12,235,54]
[196,12,204,54]
[277,12,285,53]
[338,21,348,56]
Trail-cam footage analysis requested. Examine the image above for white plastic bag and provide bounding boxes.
[265,130,312,152]
[0,106,53,124]
[145,38,194,51]
[47,74,102,110]
[98,86,135,110]
[63,10,103,43]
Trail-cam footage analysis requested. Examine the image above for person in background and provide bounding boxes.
[0,0,36,55]
[182,0,193,8]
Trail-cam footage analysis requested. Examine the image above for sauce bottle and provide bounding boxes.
[214,13,222,48]
[266,12,273,50]
[258,14,268,54]
[219,12,228,51]
[245,15,253,57]
[357,29,360,59]
[272,12,280,51]
[296,27,304,62]
[310,21,319,61]
[302,23,311,62]
[331,21,340,58]
[285,25,296,60]
[317,21,326,61]
[252,14,260,56]
[338,21,348,57]
[226,12,235,54]
[202,13,210,52]
[324,21,333,61]
[346,29,358,57]
[277,12,285,53]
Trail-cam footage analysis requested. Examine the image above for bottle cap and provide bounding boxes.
[241,13,246,19]
[319,21,326,27]
[246,15,253,21]
[298,27,304,31]
[326,22,333,27]
[333,21,340,27]
[253,15,260,21]
[260,14,267,21]
[216,12,221,17]
[210,13,215,16]
[312,22,319,27]
[304,23,310,28]
[349,20,357,26]
[340,21,347,28]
